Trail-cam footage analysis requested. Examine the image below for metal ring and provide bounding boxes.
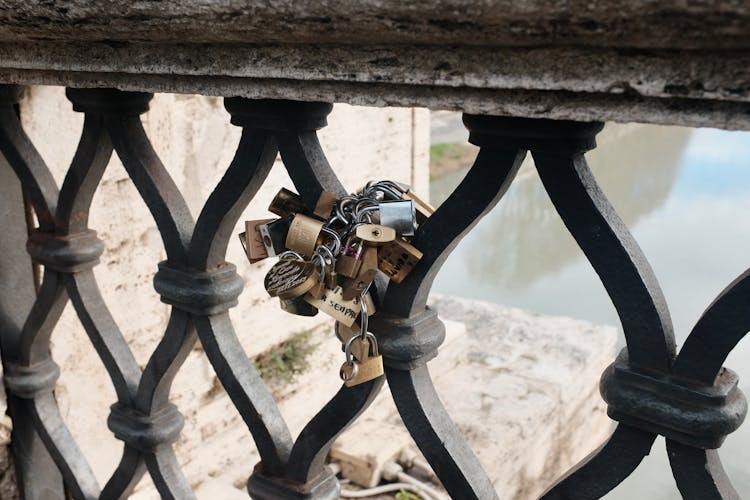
[339,360,358,382]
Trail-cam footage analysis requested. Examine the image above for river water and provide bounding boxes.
[429,122,750,498]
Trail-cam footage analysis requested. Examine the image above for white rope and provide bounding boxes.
[339,482,433,499]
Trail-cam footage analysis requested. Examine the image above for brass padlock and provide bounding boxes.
[340,332,384,387]
[240,219,275,263]
[335,239,364,278]
[378,200,416,237]
[258,218,291,258]
[285,214,324,258]
[269,188,308,218]
[341,246,378,301]
[280,296,318,316]
[264,258,320,299]
[355,224,396,246]
[314,191,338,219]
[378,239,423,283]
[304,285,361,327]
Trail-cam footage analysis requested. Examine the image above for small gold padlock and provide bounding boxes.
[285,214,324,258]
[335,239,364,278]
[355,224,396,246]
[269,188,308,218]
[377,239,423,283]
[340,332,384,387]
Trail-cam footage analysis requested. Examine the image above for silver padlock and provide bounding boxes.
[378,199,416,237]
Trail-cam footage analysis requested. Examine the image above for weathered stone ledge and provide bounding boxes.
[0,1,747,49]
[4,66,748,130]
[0,1,748,129]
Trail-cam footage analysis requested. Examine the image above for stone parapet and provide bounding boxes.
[0,2,747,128]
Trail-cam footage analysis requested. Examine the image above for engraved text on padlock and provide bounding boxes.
[304,285,361,327]
[264,259,320,299]
[378,239,423,283]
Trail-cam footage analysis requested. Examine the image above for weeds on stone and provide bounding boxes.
[253,329,318,395]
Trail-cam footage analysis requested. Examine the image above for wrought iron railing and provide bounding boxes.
[0,84,747,500]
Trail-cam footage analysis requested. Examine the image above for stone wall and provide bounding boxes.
[1,86,429,496]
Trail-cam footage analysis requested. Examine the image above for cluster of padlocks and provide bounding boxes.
[239,180,433,387]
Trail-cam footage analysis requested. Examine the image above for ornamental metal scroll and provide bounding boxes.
[0,84,746,500]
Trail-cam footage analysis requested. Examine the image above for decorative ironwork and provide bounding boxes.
[0,83,746,499]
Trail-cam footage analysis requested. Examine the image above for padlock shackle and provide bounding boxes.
[343,330,377,362]
[319,226,342,255]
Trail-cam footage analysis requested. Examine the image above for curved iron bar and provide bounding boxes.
[286,378,385,484]
[0,95,110,498]
[0,106,57,232]
[532,150,675,374]
[529,123,678,497]
[30,392,101,499]
[275,108,391,491]
[102,98,200,498]
[386,365,498,500]
[374,142,527,500]
[193,314,294,474]
[667,440,741,500]
[216,98,384,497]
[381,147,525,317]
[540,424,657,500]
[672,268,750,385]
[56,112,141,403]
[19,274,100,499]
[662,269,750,497]
[106,113,192,267]
[189,127,279,270]
[188,121,294,475]
[277,130,347,203]
[0,85,64,499]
